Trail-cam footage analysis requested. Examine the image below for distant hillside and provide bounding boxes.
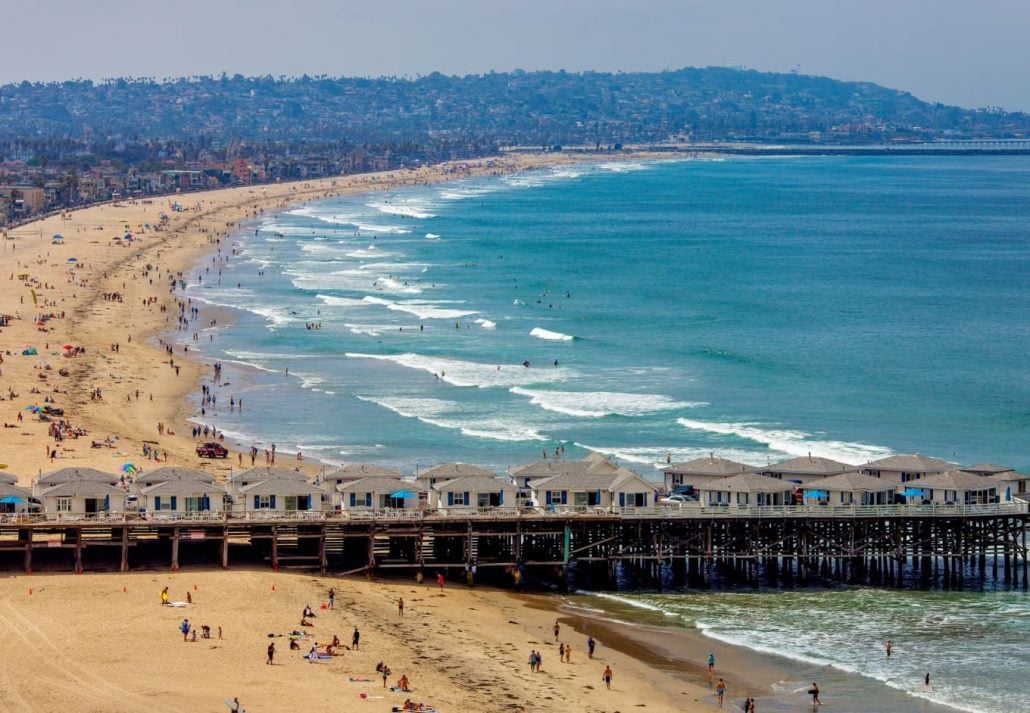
[1,67,1027,147]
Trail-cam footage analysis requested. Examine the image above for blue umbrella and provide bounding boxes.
[900,487,925,497]
[804,490,828,499]
[389,490,415,499]
[0,496,26,504]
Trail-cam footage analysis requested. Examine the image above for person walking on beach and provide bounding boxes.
[808,682,821,706]
[398,597,404,616]
[553,621,560,641]
[885,639,892,658]
[602,664,613,690]
[716,678,726,707]
[708,652,716,672]
[437,572,445,591]
[180,618,190,641]
[266,642,275,665]
[327,588,335,609]
[559,643,565,662]
[924,672,932,690]
[587,635,596,658]
[352,627,360,650]
[160,586,169,606]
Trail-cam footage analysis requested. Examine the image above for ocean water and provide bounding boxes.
[180,155,1030,474]
[575,588,1030,713]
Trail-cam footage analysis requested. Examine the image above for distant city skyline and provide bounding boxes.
[3,0,1028,112]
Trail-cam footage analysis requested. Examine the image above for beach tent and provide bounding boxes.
[22,347,37,355]
[67,257,77,262]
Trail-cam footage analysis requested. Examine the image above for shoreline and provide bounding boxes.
[1,151,671,481]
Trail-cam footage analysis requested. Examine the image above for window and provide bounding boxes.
[154,496,178,511]
[254,495,276,509]
[901,472,919,483]
[56,497,72,512]
[447,491,469,506]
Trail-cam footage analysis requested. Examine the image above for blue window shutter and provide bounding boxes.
[464,491,469,505]
[349,492,356,507]
[202,496,209,510]
[253,495,260,509]
[595,489,601,504]
[269,495,276,509]
[545,491,552,505]
[104,495,110,510]
[619,492,626,507]
[560,491,567,505]
[447,491,454,506]
[170,496,177,511]
[155,496,161,510]
[304,495,311,510]
[498,490,504,505]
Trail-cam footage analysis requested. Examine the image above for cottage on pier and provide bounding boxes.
[861,454,957,485]
[662,455,754,492]
[699,472,793,507]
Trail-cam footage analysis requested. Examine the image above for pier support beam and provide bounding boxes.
[24,528,32,574]
[74,530,83,574]
[120,526,129,572]
[171,527,180,572]
[221,526,230,569]
[271,526,279,571]
[318,525,327,575]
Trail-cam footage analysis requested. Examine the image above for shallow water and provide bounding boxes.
[572,588,1030,713]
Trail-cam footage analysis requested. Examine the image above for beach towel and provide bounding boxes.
[168,601,189,607]
[348,677,373,683]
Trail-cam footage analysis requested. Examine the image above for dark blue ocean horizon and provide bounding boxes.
[180,156,1030,475]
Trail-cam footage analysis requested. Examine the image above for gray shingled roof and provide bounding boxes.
[238,479,322,497]
[808,471,896,492]
[664,456,754,477]
[38,467,119,485]
[862,454,957,473]
[916,470,999,491]
[959,463,1013,475]
[989,470,1030,483]
[0,483,32,499]
[421,463,497,479]
[703,473,795,493]
[337,476,409,494]
[432,475,512,492]
[512,455,620,479]
[325,464,403,482]
[531,468,651,492]
[232,467,310,485]
[0,472,19,485]
[135,467,215,484]
[762,455,852,475]
[141,480,226,497]
[40,480,126,498]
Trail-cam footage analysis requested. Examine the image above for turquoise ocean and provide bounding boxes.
[179,156,1030,712]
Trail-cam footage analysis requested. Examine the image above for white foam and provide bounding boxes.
[357,396,545,442]
[676,418,891,465]
[511,387,704,419]
[346,352,574,389]
[425,233,441,240]
[362,296,475,320]
[530,327,574,341]
[317,294,370,308]
[474,318,497,330]
[366,200,436,219]
[598,161,647,172]
[574,443,776,469]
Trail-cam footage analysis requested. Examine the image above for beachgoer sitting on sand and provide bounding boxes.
[397,674,411,691]
[303,605,315,618]
[301,618,313,627]
[289,639,300,650]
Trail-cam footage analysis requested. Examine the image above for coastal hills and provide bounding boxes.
[3,67,1028,149]
[2,67,1028,223]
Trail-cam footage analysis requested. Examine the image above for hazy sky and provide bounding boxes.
[3,0,1027,111]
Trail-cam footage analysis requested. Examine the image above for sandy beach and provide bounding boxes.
[0,152,667,482]
[0,570,725,713]
[0,152,729,712]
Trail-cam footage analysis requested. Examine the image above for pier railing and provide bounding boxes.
[6,498,1025,526]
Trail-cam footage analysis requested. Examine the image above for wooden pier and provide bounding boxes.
[1,502,1026,590]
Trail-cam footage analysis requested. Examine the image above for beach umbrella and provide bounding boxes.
[389,490,416,499]
[803,490,828,499]
[0,496,26,504]
[62,344,73,350]
[67,257,77,262]
[900,487,925,498]
[121,463,139,474]
[52,234,63,240]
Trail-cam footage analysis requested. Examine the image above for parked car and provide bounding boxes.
[658,494,691,506]
[196,442,229,458]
